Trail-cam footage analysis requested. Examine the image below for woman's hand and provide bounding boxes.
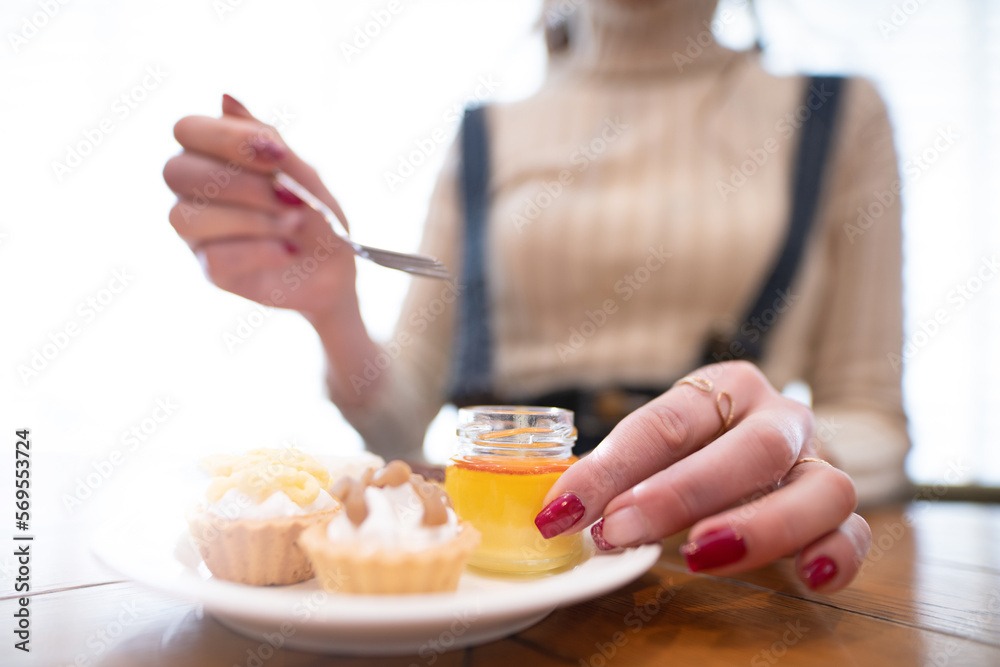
[535,361,870,592]
[163,94,357,322]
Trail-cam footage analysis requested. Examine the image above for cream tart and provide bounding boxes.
[187,447,341,586]
[298,461,479,594]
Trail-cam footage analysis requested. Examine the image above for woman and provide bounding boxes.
[163,0,908,592]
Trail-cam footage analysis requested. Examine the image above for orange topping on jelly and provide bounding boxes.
[449,455,576,475]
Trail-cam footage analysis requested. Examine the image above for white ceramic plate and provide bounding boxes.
[91,505,662,655]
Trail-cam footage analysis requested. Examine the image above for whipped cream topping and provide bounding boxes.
[325,483,459,553]
[316,452,385,486]
[206,487,338,520]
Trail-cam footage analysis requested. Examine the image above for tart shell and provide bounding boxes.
[187,508,339,586]
[298,521,480,594]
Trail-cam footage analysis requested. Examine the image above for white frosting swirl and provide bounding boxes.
[317,452,385,484]
[206,487,338,520]
[325,483,459,552]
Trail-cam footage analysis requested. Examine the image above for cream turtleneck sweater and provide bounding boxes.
[339,0,910,505]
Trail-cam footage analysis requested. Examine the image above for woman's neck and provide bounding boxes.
[550,0,734,78]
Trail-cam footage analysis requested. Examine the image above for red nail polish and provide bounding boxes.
[802,556,837,589]
[273,182,304,206]
[283,240,300,255]
[534,493,585,539]
[681,528,746,571]
[591,519,616,551]
[249,136,287,162]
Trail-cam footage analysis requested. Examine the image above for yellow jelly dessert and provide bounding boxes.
[446,455,582,573]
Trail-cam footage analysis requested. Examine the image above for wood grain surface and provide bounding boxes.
[5,455,1000,667]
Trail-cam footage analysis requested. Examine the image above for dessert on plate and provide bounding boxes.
[317,451,385,487]
[298,460,480,594]
[187,447,340,586]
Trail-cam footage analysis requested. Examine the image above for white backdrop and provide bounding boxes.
[1,0,545,482]
[2,0,997,497]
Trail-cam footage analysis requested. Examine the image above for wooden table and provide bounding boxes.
[5,455,1000,666]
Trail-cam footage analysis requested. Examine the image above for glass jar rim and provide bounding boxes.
[458,405,573,418]
[456,405,577,447]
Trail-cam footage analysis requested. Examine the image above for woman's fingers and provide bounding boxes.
[196,238,291,295]
[168,198,304,246]
[795,513,871,592]
[596,405,812,547]
[222,93,255,119]
[173,115,289,173]
[677,460,859,574]
[163,152,291,213]
[163,95,359,320]
[535,362,796,538]
[169,95,351,233]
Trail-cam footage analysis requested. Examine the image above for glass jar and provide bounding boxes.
[445,406,583,574]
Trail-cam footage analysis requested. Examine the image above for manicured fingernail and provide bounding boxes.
[602,506,648,546]
[222,93,251,116]
[273,181,304,206]
[681,528,746,571]
[283,240,300,254]
[249,136,286,162]
[534,493,585,539]
[802,556,837,589]
[591,519,617,551]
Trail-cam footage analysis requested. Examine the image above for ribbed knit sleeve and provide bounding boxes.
[335,140,462,460]
[800,79,911,505]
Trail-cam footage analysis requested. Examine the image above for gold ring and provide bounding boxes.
[778,457,834,488]
[793,457,833,468]
[673,375,735,437]
[673,375,713,392]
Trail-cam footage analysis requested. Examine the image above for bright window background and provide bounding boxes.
[1,0,544,478]
[1,0,996,491]
[742,0,1000,485]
